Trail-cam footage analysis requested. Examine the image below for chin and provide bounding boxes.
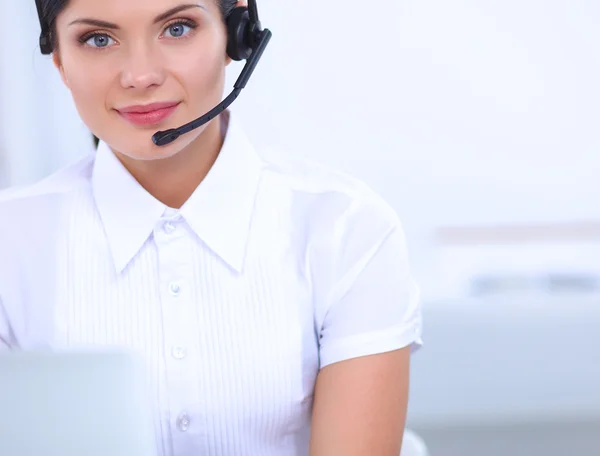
[126,140,187,161]
[107,126,204,161]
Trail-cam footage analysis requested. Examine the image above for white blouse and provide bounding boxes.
[0,112,422,456]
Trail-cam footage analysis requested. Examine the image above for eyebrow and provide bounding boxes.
[68,3,204,29]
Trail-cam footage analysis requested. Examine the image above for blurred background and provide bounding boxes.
[2,1,599,455]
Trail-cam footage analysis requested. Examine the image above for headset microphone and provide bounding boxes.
[152,26,271,146]
[35,0,272,147]
[152,2,271,147]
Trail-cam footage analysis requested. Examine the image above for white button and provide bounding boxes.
[176,413,190,432]
[172,346,187,360]
[163,221,176,234]
[169,282,181,296]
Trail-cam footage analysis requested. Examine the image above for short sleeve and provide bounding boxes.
[317,221,423,369]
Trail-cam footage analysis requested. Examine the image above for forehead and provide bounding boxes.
[57,0,213,24]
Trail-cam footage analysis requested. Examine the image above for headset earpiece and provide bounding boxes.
[226,7,254,61]
[35,0,53,55]
[40,34,53,55]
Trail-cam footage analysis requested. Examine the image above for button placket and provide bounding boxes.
[155,217,202,445]
[171,346,188,360]
[176,413,191,432]
[169,281,182,296]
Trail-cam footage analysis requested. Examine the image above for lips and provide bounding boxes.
[117,101,181,127]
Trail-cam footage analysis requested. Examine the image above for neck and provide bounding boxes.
[115,114,227,209]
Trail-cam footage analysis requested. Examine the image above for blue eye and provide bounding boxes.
[85,34,115,48]
[164,22,194,38]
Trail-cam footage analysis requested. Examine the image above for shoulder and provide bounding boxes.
[255,146,408,290]
[0,153,95,212]
[0,154,95,321]
[256,146,403,246]
[254,148,422,364]
[258,146,378,194]
[0,153,95,246]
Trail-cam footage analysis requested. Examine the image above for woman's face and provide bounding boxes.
[54,0,230,160]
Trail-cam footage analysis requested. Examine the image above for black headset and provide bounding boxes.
[35,0,272,147]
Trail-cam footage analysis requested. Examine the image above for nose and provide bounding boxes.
[120,43,166,90]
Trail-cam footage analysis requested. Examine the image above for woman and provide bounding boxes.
[0,0,423,455]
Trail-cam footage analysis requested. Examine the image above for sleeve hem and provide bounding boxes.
[319,319,423,369]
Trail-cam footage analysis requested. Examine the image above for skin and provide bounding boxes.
[310,348,410,456]
[54,0,231,208]
[52,1,411,453]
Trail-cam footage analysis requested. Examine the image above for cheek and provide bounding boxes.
[176,48,226,104]
[62,63,111,123]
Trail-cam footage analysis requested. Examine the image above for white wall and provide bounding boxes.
[0,1,94,188]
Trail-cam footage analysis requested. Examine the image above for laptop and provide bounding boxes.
[0,350,157,456]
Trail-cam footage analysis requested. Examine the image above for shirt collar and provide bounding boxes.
[91,113,264,274]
